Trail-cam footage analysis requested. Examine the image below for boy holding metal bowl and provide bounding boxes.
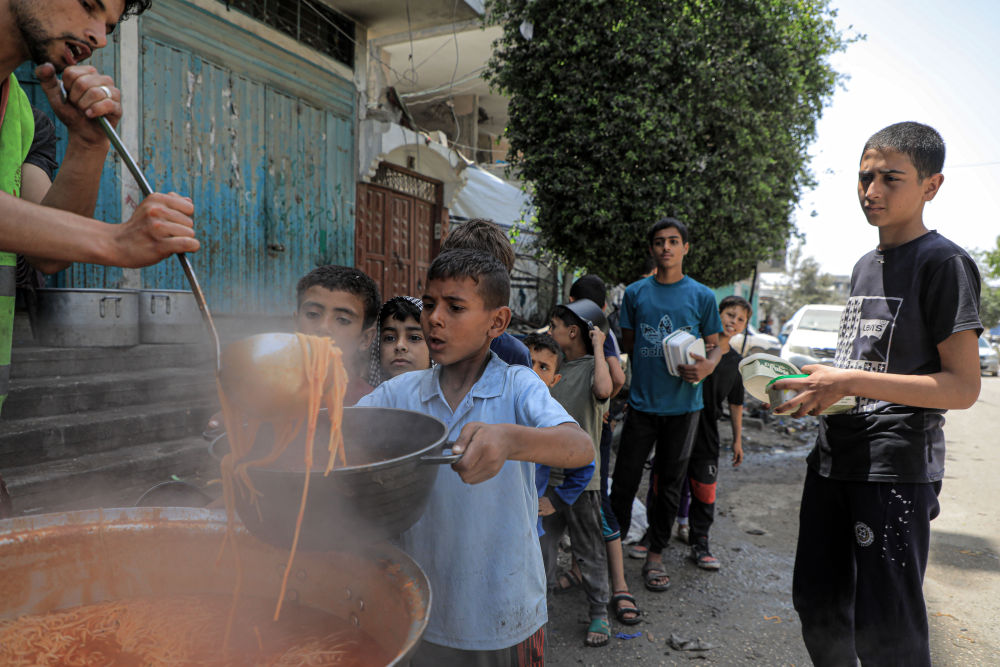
[358,249,594,666]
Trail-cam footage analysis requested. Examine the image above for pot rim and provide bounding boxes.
[210,406,449,475]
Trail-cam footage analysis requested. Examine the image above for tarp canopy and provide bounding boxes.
[449,165,533,230]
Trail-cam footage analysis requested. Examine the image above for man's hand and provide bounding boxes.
[450,422,512,485]
[771,364,852,418]
[37,64,121,146]
[678,353,713,383]
[538,496,556,517]
[107,192,199,268]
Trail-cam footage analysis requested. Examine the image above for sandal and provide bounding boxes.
[611,591,641,625]
[642,560,671,592]
[626,543,648,559]
[553,568,583,594]
[585,617,610,647]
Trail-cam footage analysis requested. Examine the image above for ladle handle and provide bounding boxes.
[420,442,463,465]
[95,111,221,369]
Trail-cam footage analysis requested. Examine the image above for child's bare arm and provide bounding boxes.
[607,355,626,398]
[450,422,594,485]
[773,329,981,417]
[730,403,744,466]
[590,329,613,400]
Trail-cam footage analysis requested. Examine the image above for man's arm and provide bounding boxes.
[0,190,198,267]
[449,422,594,485]
[773,329,981,416]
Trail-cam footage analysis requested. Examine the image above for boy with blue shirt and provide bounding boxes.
[609,217,723,593]
[358,249,594,666]
[774,122,982,666]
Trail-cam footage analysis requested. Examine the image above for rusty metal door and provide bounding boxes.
[134,3,356,315]
[356,165,446,301]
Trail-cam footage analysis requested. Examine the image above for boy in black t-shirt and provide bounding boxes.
[685,295,749,571]
[773,122,982,666]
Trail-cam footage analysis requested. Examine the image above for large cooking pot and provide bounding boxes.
[139,288,205,344]
[34,287,140,347]
[211,406,458,551]
[0,507,430,665]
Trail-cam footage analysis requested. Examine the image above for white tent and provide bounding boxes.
[448,165,533,230]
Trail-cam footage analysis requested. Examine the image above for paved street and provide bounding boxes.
[547,376,1000,665]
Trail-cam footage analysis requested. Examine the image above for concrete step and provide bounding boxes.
[3,436,221,516]
[3,367,217,420]
[0,401,216,469]
[9,343,215,380]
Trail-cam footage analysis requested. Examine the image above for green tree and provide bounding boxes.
[770,243,837,324]
[486,0,855,285]
[980,285,1000,331]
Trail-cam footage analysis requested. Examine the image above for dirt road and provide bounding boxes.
[546,377,1000,665]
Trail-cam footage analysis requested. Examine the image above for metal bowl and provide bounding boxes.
[210,406,455,551]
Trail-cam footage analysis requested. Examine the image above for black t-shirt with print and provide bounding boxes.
[808,231,982,483]
[695,348,744,450]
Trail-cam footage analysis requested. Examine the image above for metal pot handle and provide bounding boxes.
[420,442,463,464]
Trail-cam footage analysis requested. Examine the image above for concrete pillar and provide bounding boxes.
[118,17,142,289]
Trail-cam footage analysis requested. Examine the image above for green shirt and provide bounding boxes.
[548,355,609,493]
[0,74,36,413]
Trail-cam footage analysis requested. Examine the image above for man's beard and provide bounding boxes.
[11,0,64,70]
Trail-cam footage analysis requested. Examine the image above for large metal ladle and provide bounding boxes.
[88,102,220,370]
[90,87,311,415]
[217,333,335,419]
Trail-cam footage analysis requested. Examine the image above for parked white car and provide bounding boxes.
[779,304,845,367]
[981,336,999,376]
[730,324,782,356]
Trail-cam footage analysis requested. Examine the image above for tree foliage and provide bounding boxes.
[486,0,854,286]
[768,242,839,324]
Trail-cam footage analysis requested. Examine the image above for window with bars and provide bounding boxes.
[220,0,355,68]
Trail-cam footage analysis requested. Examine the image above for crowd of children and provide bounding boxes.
[244,120,982,665]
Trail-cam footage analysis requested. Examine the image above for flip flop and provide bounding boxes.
[553,568,583,595]
[611,591,641,625]
[585,617,610,647]
[642,561,671,592]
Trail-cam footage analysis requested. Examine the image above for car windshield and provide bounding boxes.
[798,310,843,332]
[982,338,992,350]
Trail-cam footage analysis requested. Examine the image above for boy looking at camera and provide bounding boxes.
[774,122,982,666]
[610,217,723,593]
[358,249,594,666]
[683,295,749,571]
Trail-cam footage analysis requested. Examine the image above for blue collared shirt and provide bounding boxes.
[358,352,577,650]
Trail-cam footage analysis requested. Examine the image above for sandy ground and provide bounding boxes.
[545,377,1000,665]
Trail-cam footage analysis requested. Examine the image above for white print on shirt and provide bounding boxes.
[855,521,875,547]
[836,296,903,413]
[638,315,691,358]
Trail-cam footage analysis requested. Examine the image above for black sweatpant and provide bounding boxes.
[610,408,699,553]
[792,467,941,667]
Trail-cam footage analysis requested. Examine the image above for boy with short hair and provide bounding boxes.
[684,295,750,571]
[610,218,724,593]
[539,301,613,646]
[441,218,532,367]
[568,275,640,625]
[775,122,982,666]
[294,265,380,406]
[358,249,594,665]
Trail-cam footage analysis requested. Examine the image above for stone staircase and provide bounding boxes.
[0,340,221,515]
